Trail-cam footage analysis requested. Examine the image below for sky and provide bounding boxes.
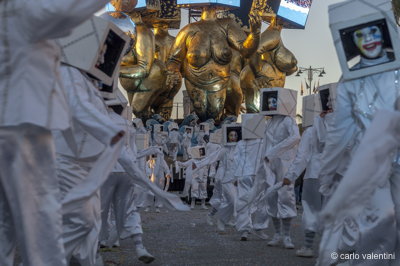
[168,0,347,118]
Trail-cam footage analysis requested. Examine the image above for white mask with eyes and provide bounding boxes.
[353,25,383,59]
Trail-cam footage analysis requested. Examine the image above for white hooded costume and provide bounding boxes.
[0,1,109,265]
[317,65,399,265]
[54,66,125,265]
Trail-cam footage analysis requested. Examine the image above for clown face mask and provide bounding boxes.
[353,25,383,59]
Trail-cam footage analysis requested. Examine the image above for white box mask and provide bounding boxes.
[184,126,193,138]
[57,16,130,86]
[168,122,179,132]
[223,123,242,146]
[329,0,400,81]
[190,146,206,159]
[260,88,297,117]
[210,129,223,144]
[135,133,150,151]
[153,124,164,133]
[241,114,266,139]
[199,122,210,134]
[302,94,321,128]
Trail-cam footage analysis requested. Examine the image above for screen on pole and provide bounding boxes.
[277,0,313,29]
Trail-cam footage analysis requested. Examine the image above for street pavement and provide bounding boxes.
[101,204,317,266]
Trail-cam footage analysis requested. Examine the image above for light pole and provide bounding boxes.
[295,66,326,95]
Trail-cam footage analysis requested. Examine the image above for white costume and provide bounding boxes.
[263,115,300,248]
[0,1,108,265]
[168,129,180,160]
[317,65,399,265]
[284,115,327,255]
[234,138,264,237]
[54,66,124,265]
[182,132,192,160]
[144,154,171,210]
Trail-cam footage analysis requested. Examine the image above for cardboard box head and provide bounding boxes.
[168,122,179,132]
[223,123,242,145]
[209,129,223,144]
[177,0,240,9]
[132,118,144,129]
[241,114,266,139]
[317,83,337,112]
[190,146,206,159]
[329,0,400,81]
[260,88,297,117]
[135,133,150,150]
[58,16,130,86]
[302,94,321,128]
[153,124,164,133]
[199,123,210,134]
[184,126,194,137]
[105,89,130,119]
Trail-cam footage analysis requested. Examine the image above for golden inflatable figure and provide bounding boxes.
[240,15,298,113]
[111,0,167,120]
[224,49,244,117]
[166,3,261,122]
[143,0,182,120]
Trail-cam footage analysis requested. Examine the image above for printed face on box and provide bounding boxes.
[226,126,242,143]
[185,128,192,134]
[95,30,126,78]
[199,147,206,157]
[340,19,394,70]
[262,91,278,112]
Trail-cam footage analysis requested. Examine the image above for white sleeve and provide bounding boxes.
[63,67,123,146]
[319,82,357,195]
[19,0,110,41]
[284,127,313,182]
[265,117,300,160]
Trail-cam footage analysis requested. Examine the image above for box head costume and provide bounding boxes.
[223,123,242,145]
[260,88,297,117]
[329,0,400,81]
[57,16,130,86]
[241,113,266,139]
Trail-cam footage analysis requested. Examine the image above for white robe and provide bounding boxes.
[317,66,400,265]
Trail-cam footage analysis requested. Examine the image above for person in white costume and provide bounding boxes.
[283,114,329,257]
[0,1,110,265]
[54,65,126,265]
[234,137,264,241]
[316,24,399,266]
[263,111,300,249]
[168,124,181,161]
[176,152,209,209]
[144,153,172,212]
[182,127,193,160]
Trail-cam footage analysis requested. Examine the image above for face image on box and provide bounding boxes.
[58,16,129,86]
[223,124,242,145]
[261,91,278,112]
[190,146,206,159]
[340,19,394,70]
[260,88,297,117]
[199,147,206,157]
[319,89,332,111]
[329,0,400,80]
[184,126,193,137]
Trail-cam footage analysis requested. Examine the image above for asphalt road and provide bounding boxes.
[100,204,317,266]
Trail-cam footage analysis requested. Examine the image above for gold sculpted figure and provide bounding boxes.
[240,15,298,113]
[166,2,261,122]
[111,0,167,120]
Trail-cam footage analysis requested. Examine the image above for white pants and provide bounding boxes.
[235,175,254,232]
[266,184,297,219]
[0,124,66,266]
[191,178,208,199]
[100,173,142,245]
[144,176,166,208]
[57,154,100,266]
[302,179,322,232]
[218,182,237,225]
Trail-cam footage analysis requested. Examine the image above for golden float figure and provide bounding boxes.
[143,0,182,120]
[110,0,168,120]
[240,15,298,113]
[166,1,262,122]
